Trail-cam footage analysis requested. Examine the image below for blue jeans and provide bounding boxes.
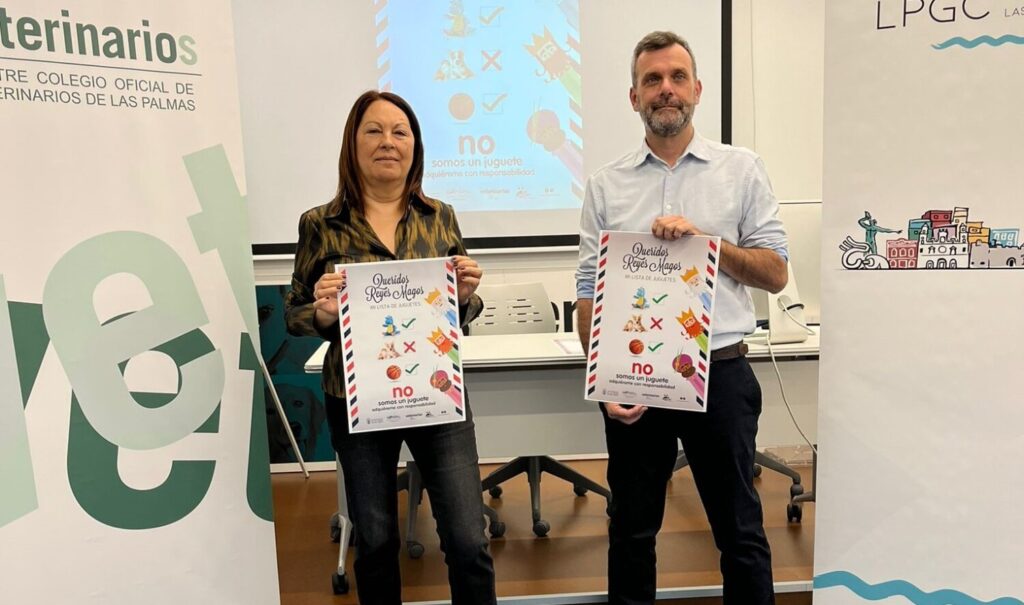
[325,393,496,605]
[603,357,774,605]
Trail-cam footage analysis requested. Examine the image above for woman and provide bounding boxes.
[284,90,496,604]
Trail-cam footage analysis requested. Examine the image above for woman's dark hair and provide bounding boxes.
[329,90,427,214]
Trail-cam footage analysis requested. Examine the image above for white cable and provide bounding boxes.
[766,333,818,456]
[782,306,816,335]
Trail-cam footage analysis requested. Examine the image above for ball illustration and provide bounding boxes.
[672,354,695,378]
[628,339,644,355]
[386,365,401,381]
[448,93,475,121]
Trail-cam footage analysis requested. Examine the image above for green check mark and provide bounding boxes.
[405,363,420,374]
[652,294,668,304]
[401,318,416,329]
[480,6,504,25]
[647,343,664,352]
[483,93,508,112]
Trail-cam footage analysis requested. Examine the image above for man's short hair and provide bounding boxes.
[631,31,697,86]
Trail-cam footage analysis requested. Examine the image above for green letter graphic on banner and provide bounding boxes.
[68,325,219,529]
[42,231,224,450]
[185,145,260,341]
[240,333,274,521]
[183,146,274,521]
[0,277,39,527]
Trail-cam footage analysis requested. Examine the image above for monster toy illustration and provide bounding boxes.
[382,315,400,336]
[632,287,648,309]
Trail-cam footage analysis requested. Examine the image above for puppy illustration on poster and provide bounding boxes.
[585,231,720,411]
[338,258,465,433]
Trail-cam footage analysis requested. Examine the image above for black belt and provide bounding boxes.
[710,342,748,361]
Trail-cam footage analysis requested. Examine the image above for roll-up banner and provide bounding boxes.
[816,2,1024,603]
[0,1,280,602]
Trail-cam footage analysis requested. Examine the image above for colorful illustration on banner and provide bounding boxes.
[443,0,473,38]
[631,287,649,309]
[424,288,458,328]
[524,27,582,105]
[428,327,460,364]
[434,50,474,81]
[672,353,695,378]
[382,315,400,336]
[628,339,644,356]
[839,206,1024,270]
[448,93,475,121]
[672,352,705,393]
[681,266,712,311]
[430,368,463,406]
[676,308,708,350]
[377,341,401,360]
[526,109,584,184]
[430,369,452,392]
[623,314,646,332]
[386,365,402,381]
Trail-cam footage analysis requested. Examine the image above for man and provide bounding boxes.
[575,31,789,605]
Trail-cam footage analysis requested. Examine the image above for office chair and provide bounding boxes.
[472,283,612,537]
[330,459,505,583]
[397,462,505,558]
[672,448,807,522]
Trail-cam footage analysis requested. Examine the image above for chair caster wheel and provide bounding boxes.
[329,513,341,543]
[488,486,503,498]
[407,541,425,559]
[331,572,349,595]
[532,520,550,537]
[787,503,803,523]
[753,464,763,478]
[573,485,588,497]
[489,521,506,538]
[790,484,805,498]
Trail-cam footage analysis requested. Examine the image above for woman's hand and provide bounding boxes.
[452,256,483,304]
[604,403,647,425]
[313,269,347,328]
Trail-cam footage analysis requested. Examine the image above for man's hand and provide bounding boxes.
[605,403,647,425]
[652,215,703,240]
[653,216,788,293]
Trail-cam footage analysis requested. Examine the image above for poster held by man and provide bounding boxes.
[584,230,720,412]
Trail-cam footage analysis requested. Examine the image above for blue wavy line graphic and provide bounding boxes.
[932,35,1024,49]
[815,571,1024,605]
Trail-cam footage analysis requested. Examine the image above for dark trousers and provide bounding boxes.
[603,356,774,605]
[326,393,496,605]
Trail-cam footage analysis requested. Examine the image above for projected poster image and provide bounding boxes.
[375,0,583,211]
[233,0,723,245]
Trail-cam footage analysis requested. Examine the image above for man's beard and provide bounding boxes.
[642,101,693,137]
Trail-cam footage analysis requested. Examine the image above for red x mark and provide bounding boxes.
[403,341,416,353]
[649,317,663,330]
[481,50,502,71]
